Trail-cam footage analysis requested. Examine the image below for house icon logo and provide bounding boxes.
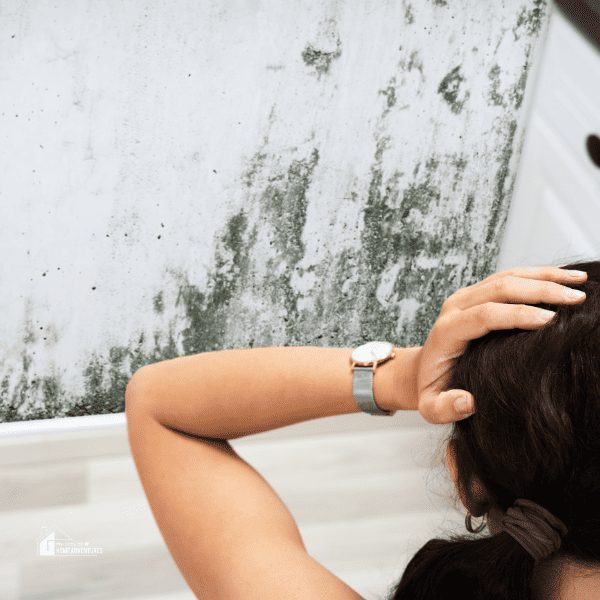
[36,526,103,556]
[36,526,71,555]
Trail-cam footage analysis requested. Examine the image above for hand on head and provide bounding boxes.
[415,265,587,425]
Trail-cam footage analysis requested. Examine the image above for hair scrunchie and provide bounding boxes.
[499,499,569,561]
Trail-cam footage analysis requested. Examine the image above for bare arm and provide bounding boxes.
[127,345,422,440]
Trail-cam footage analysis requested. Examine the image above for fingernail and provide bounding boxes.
[566,270,586,277]
[454,397,474,416]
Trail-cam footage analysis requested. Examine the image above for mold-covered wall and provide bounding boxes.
[0,0,552,422]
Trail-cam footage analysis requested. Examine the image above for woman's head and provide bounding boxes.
[385,261,600,600]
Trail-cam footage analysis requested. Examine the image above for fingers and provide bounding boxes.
[420,389,475,425]
[453,265,584,295]
[506,265,586,283]
[445,268,586,313]
[440,301,559,345]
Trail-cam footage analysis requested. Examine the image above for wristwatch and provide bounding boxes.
[350,341,396,416]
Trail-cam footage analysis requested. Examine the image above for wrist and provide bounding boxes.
[372,346,422,414]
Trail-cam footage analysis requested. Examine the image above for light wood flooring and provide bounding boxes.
[0,411,470,600]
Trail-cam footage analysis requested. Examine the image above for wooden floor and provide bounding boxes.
[0,413,470,600]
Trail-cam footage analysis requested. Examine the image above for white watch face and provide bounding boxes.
[352,341,393,363]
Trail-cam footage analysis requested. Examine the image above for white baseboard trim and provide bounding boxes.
[0,410,439,468]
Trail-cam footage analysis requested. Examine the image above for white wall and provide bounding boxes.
[0,0,553,424]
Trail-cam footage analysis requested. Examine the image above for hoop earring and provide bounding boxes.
[465,511,486,534]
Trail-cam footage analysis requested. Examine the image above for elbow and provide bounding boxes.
[125,368,153,416]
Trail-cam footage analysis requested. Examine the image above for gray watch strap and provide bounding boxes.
[352,366,392,416]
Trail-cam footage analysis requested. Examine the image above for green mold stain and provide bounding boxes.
[359,167,459,346]
[173,209,253,357]
[357,128,448,346]
[265,150,320,336]
[347,54,513,348]
[6,193,259,424]
[1,293,182,421]
[161,147,321,356]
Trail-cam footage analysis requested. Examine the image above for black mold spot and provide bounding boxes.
[488,64,505,107]
[257,150,320,341]
[379,77,397,113]
[160,211,252,360]
[485,119,518,248]
[262,149,319,263]
[438,66,471,114]
[406,51,424,76]
[514,0,546,40]
[0,302,179,420]
[450,155,468,193]
[465,193,475,214]
[63,328,179,418]
[153,290,164,314]
[244,151,268,188]
[301,37,342,76]
[509,48,531,111]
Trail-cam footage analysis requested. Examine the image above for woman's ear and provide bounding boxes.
[447,439,489,518]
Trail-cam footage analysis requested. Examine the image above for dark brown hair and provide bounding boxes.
[384,261,600,600]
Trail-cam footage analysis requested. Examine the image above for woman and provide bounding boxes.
[388,261,598,600]
[126,263,593,600]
